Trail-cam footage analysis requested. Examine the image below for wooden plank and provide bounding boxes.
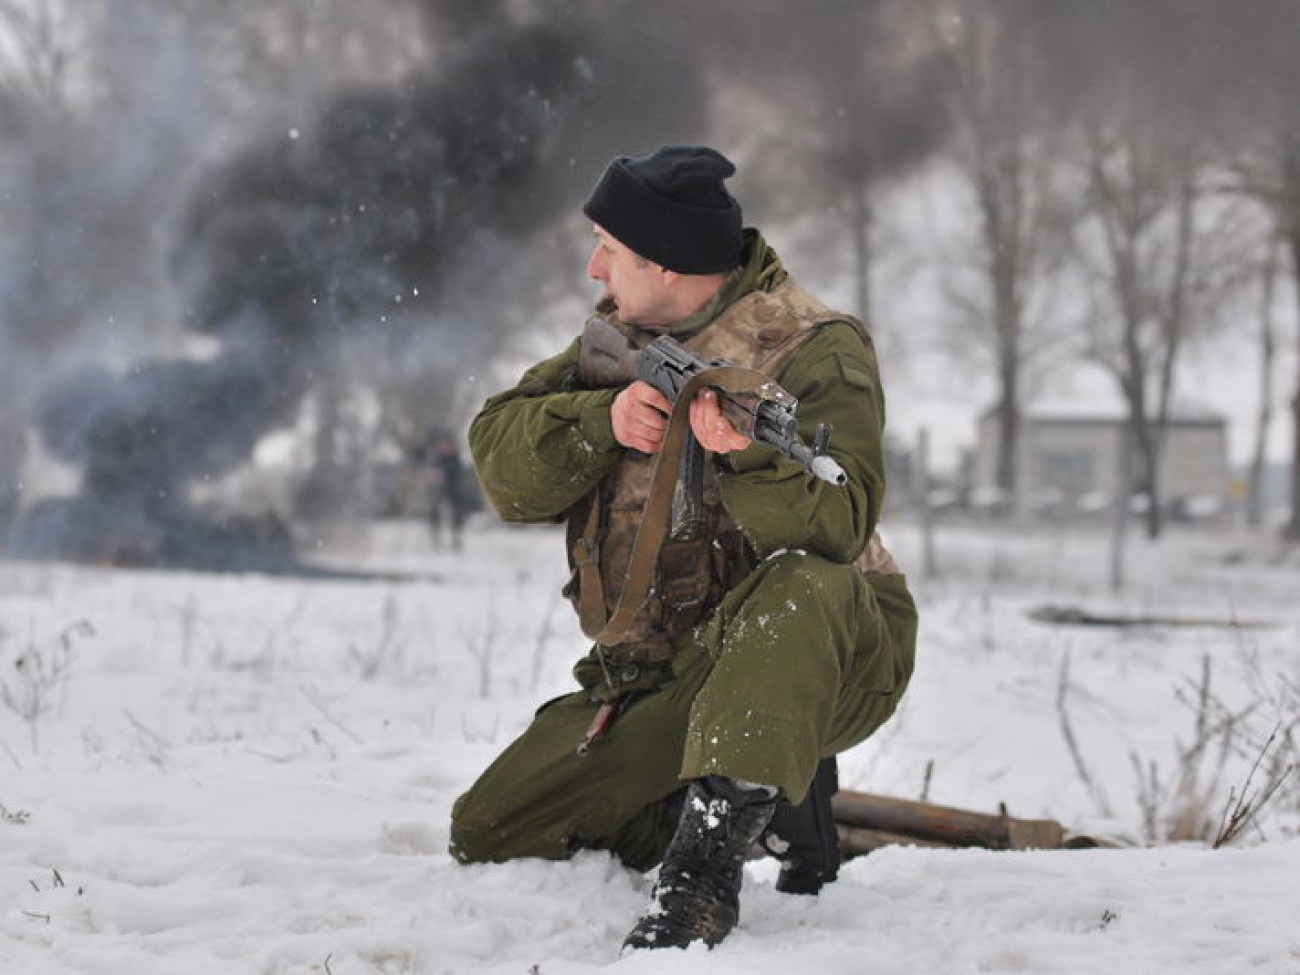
[832,790,1066,850]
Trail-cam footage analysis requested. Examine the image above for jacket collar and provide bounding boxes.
[658,228,786,342]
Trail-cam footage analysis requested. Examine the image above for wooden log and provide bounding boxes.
[832,790,1066,851]
[837,824,950,858]
[1028,604,1273,629]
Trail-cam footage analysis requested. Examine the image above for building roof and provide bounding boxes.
[979,397,1225,427]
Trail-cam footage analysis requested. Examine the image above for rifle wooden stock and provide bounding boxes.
[579,317,642,387]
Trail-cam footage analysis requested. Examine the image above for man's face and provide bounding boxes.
[586,225,676,326]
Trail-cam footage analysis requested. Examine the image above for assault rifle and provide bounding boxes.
[580,317,847,487]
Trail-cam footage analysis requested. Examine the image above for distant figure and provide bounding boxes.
[423,430,471,551]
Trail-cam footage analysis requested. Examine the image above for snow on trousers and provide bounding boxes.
[448,554,916,872]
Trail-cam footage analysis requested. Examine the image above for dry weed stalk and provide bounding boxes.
[1213,723,1296,848]
[1122,646,1297,845]
[461,613,501,700]
[349,593,405,680]
[1055,650,1116,819]
[0,796,30,824]
[1057,649,1290,844]
[0,620,93,754]
[1122,656,1265,842]
[301,681,363,745]
[528,597,562,694]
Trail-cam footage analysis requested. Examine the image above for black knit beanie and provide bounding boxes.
[582,145,743,274]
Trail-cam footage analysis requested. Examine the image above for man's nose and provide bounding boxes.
[587,247,605,281]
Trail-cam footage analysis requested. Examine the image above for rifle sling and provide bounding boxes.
[582,364,771,648]
[574,489,608,641]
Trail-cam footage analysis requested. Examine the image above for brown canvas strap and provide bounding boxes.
[573,491,608,639]
[579,364,772,647]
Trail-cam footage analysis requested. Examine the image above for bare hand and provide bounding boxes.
[611,381,673,453]
[690,388,752,454]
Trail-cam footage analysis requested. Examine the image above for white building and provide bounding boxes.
[972,402,1229,519]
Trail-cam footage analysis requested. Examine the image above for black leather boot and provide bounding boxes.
[623,775,777,952]
[762,755,841,895]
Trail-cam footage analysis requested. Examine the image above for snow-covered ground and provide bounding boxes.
[1,519,1297,974]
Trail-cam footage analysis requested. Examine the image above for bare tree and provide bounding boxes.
[1073,116,1224,542]
[0,1,74,524]
[1195,2,1300,543]
[1202,144,1300,541]
[164,0,427,117]
[0,2,89,525]
[928,0,1072,514]
[720,0,947,326]
[0,0,80,118]
[1147,0,1300,540]
[1280,143,1300,542]
[1247,229,1284,529]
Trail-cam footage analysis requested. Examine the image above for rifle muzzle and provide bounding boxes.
[810,455,848,486]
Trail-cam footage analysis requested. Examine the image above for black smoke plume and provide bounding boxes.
[12,321,297,569]
[2,1,964,569]
[5,10,713,567]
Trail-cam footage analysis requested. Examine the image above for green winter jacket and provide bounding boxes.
[468,230,887,568]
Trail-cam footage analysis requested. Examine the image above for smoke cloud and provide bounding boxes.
[6,0,1298,567]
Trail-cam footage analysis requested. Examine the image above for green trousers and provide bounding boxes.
[449,551,917,872]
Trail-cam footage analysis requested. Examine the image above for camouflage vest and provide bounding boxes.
[567,273,884,665]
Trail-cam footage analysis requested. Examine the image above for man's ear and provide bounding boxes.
[659,267,680,287]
